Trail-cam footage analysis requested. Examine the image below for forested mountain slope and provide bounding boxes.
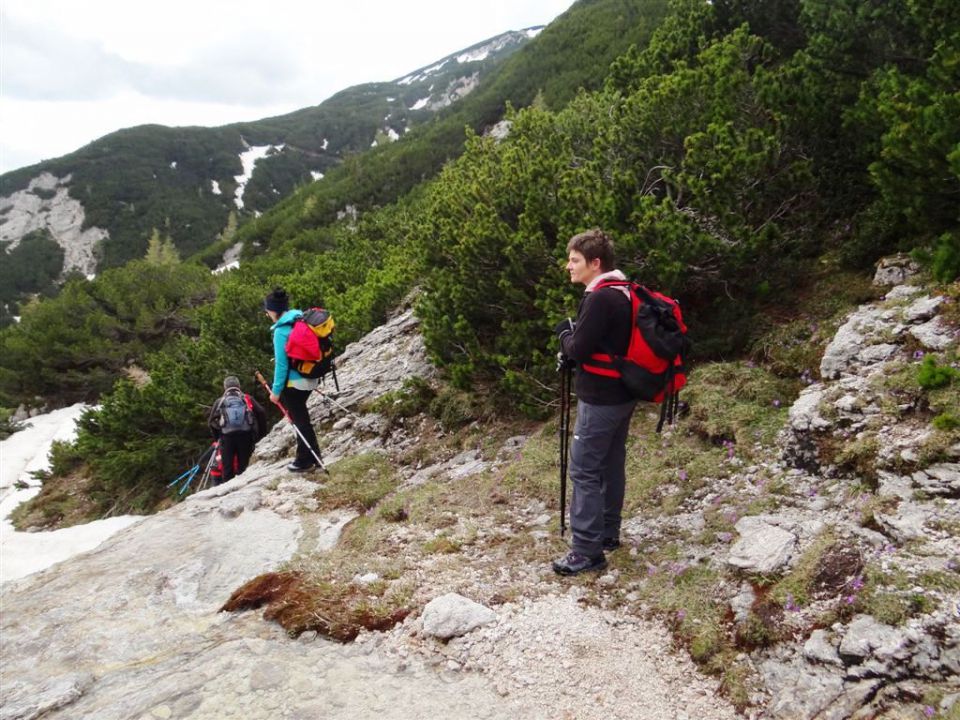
[1,0,956,519]
[0,29,538,279]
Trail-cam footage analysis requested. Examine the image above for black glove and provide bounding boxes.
[556,351,575,372]
[554,318,575,340]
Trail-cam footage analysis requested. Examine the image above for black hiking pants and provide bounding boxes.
[281,387,320,465]
[219,431,254,483]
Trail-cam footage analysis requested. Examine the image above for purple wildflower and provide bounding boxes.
[807,487,818,498]
[676,609,687,621]
[785,594,800,612]
[716,532,733,543]
[850,576,865,592]
[773,399,782,408]
[923,706,935,718]
[646,564,658,577]
[678,469,688,481]
[723,510,740,525]
[914,350,926,360]
[845,594,857,605]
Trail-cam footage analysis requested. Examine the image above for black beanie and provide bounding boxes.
[263,287,289,313]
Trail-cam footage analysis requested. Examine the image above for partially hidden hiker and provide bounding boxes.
[263,287,323,472]
[208,375,267,484]
[552,229,638,576]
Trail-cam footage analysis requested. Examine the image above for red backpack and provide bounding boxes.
[284,308,336,379]
[581,281,689,430]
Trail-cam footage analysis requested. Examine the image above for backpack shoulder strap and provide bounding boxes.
[592,279,632,292]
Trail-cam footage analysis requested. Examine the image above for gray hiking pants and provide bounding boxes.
[569,399,637,558]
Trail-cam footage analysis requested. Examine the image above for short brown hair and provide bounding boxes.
[566,228,615,271]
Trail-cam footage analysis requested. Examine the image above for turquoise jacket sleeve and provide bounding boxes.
[271,325,290,396]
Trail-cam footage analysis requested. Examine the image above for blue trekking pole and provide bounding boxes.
[177,442,218,495]
[168,466,198,489]
[168,443,216,489]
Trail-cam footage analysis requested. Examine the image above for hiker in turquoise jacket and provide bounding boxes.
[264,288,322,472]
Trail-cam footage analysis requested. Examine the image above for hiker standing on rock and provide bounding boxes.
[208,375,267,484]
[263,288,323,472]
[553,229,638,575]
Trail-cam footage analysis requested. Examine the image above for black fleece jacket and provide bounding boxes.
[559,285,634,405]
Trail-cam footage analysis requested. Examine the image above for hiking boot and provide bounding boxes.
[552,551,607,576]
[287,461,317,472]
[602,537,622,551]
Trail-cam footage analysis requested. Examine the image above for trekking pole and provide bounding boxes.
[558,363,573,537]
[184,441,219,495]
[168,465,198,489]
[168,442,216,489]
[254,370,327,473]
[195,441,221,491]
[313,385,357,417]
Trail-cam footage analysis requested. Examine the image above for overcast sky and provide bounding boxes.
[0,0,576,175]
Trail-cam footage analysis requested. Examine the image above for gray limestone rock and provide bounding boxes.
[804,629,842,666]
[910,316,956,350]
[874,502,930,543]
[730,582,756,624]
[873,256,920,286]
[421,593,497,639]
[763,657,844,719]
[727,517,796,574]
[911,463,960,496]
[0,173,108,277]
[838,615,907,666]
[0,673,94,720]
[903,295,944,323]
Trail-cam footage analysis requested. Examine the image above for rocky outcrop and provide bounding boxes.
[253,304,438,469]
[0,172,108,277]
[0,309,535,720]
[746,264,960,718]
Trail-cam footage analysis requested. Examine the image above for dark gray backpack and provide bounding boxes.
[220,389,254,434]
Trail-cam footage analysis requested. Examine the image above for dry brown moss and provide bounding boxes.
[221,570,411,642]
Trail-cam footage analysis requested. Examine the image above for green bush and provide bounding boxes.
[917,356,958,390]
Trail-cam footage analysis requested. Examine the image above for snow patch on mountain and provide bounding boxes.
[234,143,283,210]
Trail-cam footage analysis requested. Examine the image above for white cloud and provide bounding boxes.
[0,0,576,173]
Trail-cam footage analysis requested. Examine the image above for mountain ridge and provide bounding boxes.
[0,28,541,277]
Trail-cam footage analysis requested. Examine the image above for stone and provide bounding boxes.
[763,658,844,719]
[0,673,94,720]
[873,256,920,286]
[817,680,883,720]
[875,503,929,543]
[788,386,832,432]
[421,593,497,639]
[730,582,756,624]
[911,463,960,496]
[804,629,842,666]
[910,317,955,350]
[838,615,906,666]
[903,295,944,323]
[727,517,796,573]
